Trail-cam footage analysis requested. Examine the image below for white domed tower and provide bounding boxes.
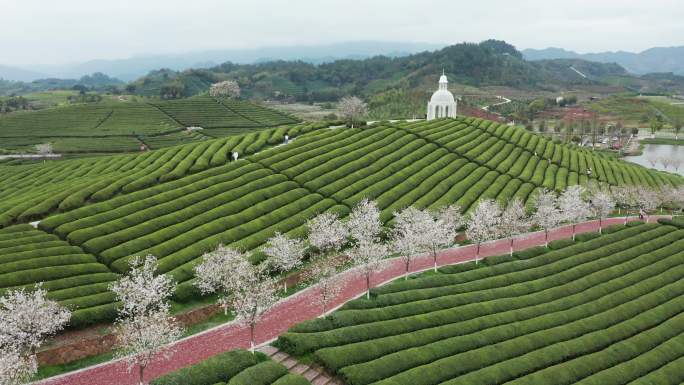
[427,71,457,120]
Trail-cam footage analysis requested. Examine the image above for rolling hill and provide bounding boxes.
[128,40,630,102]
[276,220,684,385]
[523,46,684,76]
[0,117,680,327]
[0,95,299,153]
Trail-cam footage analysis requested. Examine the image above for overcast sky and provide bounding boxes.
[3,0,683,66]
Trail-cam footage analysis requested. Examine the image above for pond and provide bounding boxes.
[624,144,684,176]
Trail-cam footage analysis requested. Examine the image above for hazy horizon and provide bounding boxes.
[3,0,684,67]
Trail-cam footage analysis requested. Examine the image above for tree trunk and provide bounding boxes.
[545,229,549,247]
[475,243,481,264]
[599,217,603,234]
[139,364,145,385]
[509,238,514,256]
[405,259,410,280]
[366,272,371,299]
[572,224,576,241]
[250,322,256,353]
[432,247,438,272]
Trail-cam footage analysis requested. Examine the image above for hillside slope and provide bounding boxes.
[0,95,299,153]
[276,221,684,385]
[130,40,629,102]
[0,117,680,327]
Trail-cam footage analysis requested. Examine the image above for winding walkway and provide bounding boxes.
[35,216,661,385]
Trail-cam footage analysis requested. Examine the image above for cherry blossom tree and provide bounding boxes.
[420,205,463,272]
[113,311,183,385]
[0,284,69,385]
[390,207,427,279]
[338,96,367,128]
[0,284,70,355]
[559,185,592,240]
[229,263,278,353]
[635,186,659,223]
[532,189,563,247]
[209,80,240,98]
[263,232,306,291]
[0,346,37,385]
[110,255,183,385]
[589,188,615,233]
[498,198,529,256]
[466,199,501,263]
[307,212,348,255]
[194,245,246,315]
[611,185,638,224]
[303,256,347,316]
[346,199,382,245]
[346,199,388,298]
[195,246,277,353]
[348,241,388,299]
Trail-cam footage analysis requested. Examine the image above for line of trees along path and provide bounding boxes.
[35,216,666,385]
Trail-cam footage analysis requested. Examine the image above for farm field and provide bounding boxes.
[1,117,681,327]
[0,95,299,153]
[276,220,684,385]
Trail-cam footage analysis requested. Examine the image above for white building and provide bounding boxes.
[427,71,457,120]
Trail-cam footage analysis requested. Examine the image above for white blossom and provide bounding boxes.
[109,255,175,319]
[114,311,183,384]
[390,207,428,278]
[0,284,70,354]
[307,212,348,253]
[466,199,501,262]
[263,232,306,273]
[228,263,278,352]
[531,189,563,247]
[303,256,347,316]
[195,246,277,352]
[611,185,638,222]
[498,199,529,255]
[194,245,247,314]
[0,346,37,385]
[590,188,615,233]
[338,96,367,128]
[349,240,388,299]
[346,199,382,246]
[559,185,592,240]
[34,143,52,155]
[635,186,660,222]
[110,256,182,384]
[209,80,240,98]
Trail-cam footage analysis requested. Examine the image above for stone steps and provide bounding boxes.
[258,345,343,385]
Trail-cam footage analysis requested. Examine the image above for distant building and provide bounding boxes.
[427,71,457,120]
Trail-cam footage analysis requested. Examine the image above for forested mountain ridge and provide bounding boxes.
[129,40,629,102]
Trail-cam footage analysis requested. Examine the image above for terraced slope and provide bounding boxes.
[2,117,682,318]
[150,349,310,385]
[0,122,327,227]
[0,95,299,153]
[276,222,684,385]
[0,224,119,328]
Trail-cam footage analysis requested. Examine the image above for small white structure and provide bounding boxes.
[427,71,457,120]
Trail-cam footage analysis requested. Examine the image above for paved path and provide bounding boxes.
[35,216,662,385]
[258,345,342,385]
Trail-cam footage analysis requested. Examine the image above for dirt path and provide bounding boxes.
[34,216,662,385]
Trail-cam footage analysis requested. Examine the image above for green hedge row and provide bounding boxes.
[150,350,266,385]
[279,227,679,354]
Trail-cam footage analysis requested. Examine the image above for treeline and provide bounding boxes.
[128,40,628,102]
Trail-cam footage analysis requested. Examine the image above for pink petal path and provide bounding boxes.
[35,216,662,385]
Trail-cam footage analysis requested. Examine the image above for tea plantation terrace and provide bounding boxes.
[0,95,299,153]
[276,220,684,385]
[0,117,681,327]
